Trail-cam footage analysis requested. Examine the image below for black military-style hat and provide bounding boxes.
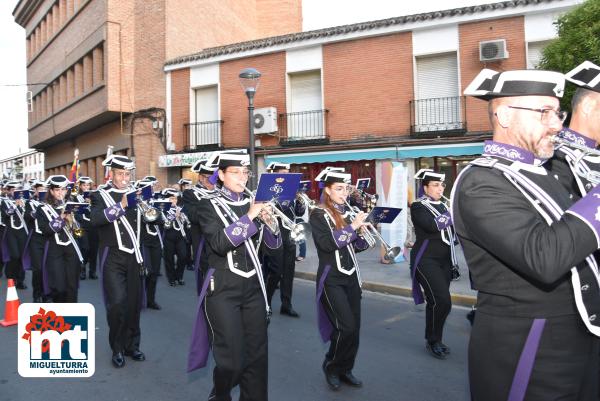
[315,167,351,184]
[565,61,600,93]
[207,151,250,169]
[78,176,93,184]
[266,162,291,172]
[414,169,445,182]
[45,175,70,189]
[191,159,216,175]
[5,180,22,189]
[178,178,192,186]
[161,187,179,197]
[464,68,565,101]
[102,155,135,170]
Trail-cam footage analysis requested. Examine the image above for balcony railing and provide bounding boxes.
[184,120,223,151]
[410,96,466,136]
[278,109,329,145]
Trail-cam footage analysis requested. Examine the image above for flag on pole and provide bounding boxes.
[69,149,80,182]
[104,145,114,182]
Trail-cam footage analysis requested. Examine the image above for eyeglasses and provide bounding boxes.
[508,106,568,124]
[225,169,253,178]
[426,182,446,188]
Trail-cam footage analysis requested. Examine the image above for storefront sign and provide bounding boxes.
[158,152,213,167]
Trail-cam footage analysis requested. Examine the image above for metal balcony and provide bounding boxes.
[410,96,466,136]
[184,120,223,151]
[278,109,329,146]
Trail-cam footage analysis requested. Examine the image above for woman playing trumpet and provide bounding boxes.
[36,175,84,302]
[188,151,281,401]
[310,168,370,391]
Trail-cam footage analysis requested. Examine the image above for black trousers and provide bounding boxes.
[29,234,45,300]
[414,256,452,343]
[143,245,162,304]
[6,227,27,284]
[45,241,80,302]
[321,276,362,375]
[204,269,268,401]
[265,229,296,309]
[102,249,142,353]
[470,311,599,401]
[164,230,186,282]
[78,229,99,275]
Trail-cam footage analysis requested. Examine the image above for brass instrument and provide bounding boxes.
[551,134,600,185]
[57,202,84,238]
[131,185,160,223]
[343,199,401,262]
[296,192,317,211]
[70,184,78,197]
[243,185,308,243]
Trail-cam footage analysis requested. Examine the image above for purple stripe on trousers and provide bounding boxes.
[187,267,216,372]
[21,230,33,271]
[41,240,50,295]
[507,319,546,401]
[316,265,333,343]
[411,239,429,305]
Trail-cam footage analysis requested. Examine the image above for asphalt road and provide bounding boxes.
[0,272,472,401]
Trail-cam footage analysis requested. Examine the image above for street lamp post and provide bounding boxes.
[239,68,261,189]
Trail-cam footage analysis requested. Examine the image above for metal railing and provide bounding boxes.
[278,109,329,145]
[410,96,466,135]
[184,120,223,150]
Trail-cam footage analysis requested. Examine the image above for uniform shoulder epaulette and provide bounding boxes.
[470,157,498,168]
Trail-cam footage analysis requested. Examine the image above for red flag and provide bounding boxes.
[69,149,79,182]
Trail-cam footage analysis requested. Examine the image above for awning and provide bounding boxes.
[264,143,484,164]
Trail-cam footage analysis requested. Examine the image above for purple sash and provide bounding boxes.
[99,247,110,306]
[194,238,206,296]
[41,240,50,295]
[187,267,215,372]
[21,230,33,271]
[316,265,333,343]
[1,228,9,264]
[411,239,429,305]
[507,319,546,401]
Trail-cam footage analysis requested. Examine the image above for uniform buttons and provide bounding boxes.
[233,250,237,255]
[581,284,590,291]
[586,183,592,190]
[233,262,239,267]
[590,314,597,322]
[569,194,573,199]
[554,174,559,180]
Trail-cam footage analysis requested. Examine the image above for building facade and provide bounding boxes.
[164,0,579,202]
[0,150,45,182]
[13,0,302,185]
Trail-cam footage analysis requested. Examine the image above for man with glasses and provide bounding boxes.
[452,68,600,400]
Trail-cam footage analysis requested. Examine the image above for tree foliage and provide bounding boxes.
[538,0,600,110]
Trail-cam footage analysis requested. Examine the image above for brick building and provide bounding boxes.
[164,0,580,206]
[0,149,45,182]
[12,0,302,186]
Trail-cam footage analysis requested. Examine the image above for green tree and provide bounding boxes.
[538,0,600,111]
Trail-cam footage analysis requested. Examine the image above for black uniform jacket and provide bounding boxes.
[453,157,597,318]
[90,186,139,250]
[410,199,453,261]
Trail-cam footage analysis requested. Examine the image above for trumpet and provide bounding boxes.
[66,214,84,238]
[551,134,600,185]
[243,185,308,243]
[296,192,317,211]
[129,185,160,223]
[343,200,401,262]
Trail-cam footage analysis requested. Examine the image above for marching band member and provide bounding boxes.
[189,152,281,401]
[410,169,458,359]
[546,60,600,199]
[162,187,188,287]
[0,180,7,278]
[73,176,99,280]
[454,68,600,400]
[2,181,28,289]
[90,155,146,369]
[310,168,369,391]
[24,180,47,302]
[137,180,164,310]
[263,162,305,317]
[177,177,194,270]
[36,175,84,302]
[182,159,216,283]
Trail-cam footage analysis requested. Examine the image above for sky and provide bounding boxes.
[0,0,492,161]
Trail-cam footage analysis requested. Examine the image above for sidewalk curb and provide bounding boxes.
[295,271,476,307]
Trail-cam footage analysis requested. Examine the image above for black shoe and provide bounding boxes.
[124,349,146,361]
[89,272,98,280]
[33,297,42,303]
[340,371,363,387]
[466,309,476,325]
[438,342,451,355]
[16,282,27,290]
[177,279,185,286]
[80,271,87,280]
[169,281,177,287]
[426,342,447,360]
[147,301,161,310]
[280,306,300,318]
[112,351,125,368]
[186,265,194,271]
[322,360,340,391]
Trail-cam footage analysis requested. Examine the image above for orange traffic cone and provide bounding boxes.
[0,279,20,327]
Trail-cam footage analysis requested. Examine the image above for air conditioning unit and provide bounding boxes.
[254,107,278,135]
[479,39,509,62]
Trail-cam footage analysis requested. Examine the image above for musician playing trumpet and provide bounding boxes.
[162,187,188,287]
[1,181,29,289]
[310,168,370,391]
[72,176,99,280]
[36,175,84,302]
[188,151,281,401]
